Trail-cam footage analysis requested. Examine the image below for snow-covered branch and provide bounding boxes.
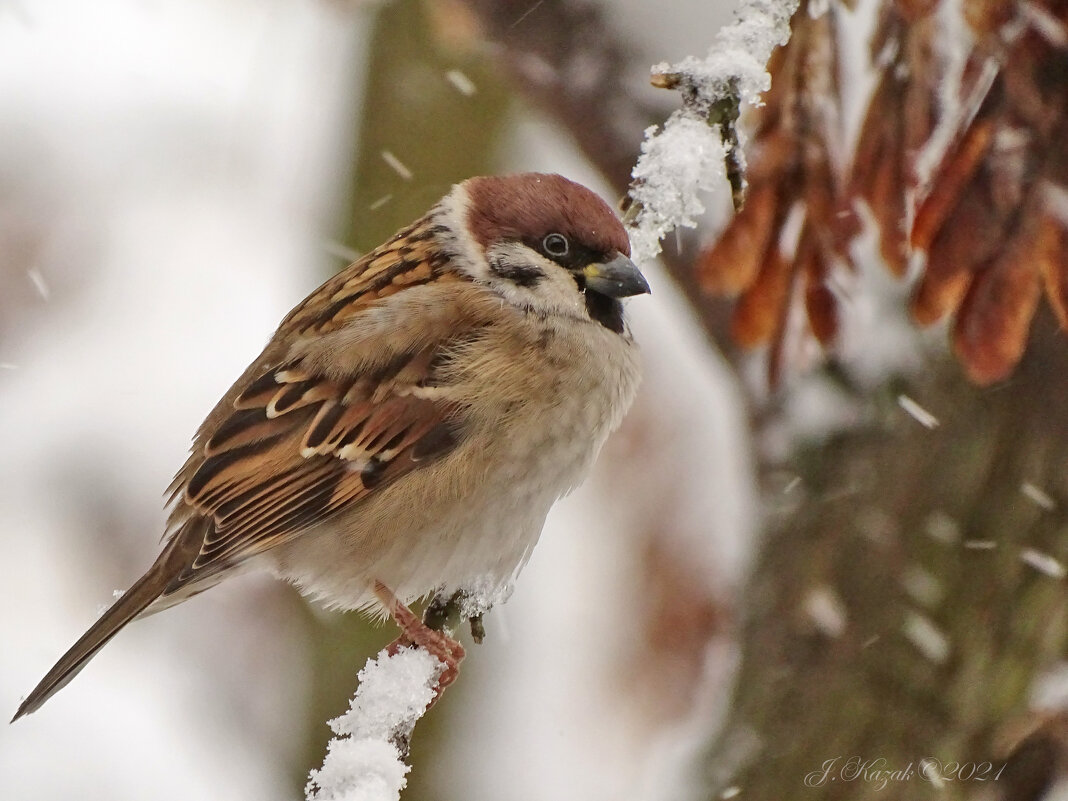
[305,648,443,801]
[627,0,800,264]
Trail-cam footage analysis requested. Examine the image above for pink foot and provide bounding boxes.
[373,581,466,702]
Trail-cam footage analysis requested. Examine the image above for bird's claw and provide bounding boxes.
[373,580,466,703]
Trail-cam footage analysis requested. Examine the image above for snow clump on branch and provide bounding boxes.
[306,647,443,801]
[628,0,800,264]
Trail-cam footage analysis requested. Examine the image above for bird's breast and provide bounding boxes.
[268,314,641,611]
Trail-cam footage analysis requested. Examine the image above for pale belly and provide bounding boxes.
[266,377,623,612]
[265,317,641,613]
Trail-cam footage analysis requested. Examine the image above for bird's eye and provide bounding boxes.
[542,233,570,258]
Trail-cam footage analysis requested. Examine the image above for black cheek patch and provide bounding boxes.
[489,256,544,288]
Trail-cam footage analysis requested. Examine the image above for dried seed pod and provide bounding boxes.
[911,188,1006,325]
[697,184,782,294]
[732,244,794,348]
[952,219,1043,384]
[911,118,997,253]
[1035,211,1068,330]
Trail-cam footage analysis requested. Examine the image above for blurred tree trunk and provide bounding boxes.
[708,314,1068,800]
[293,1,511,794]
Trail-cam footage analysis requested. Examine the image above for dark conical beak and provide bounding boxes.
[582,254,651,298]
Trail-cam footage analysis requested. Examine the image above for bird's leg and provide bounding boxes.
[373,581,465,700]
[424,589,486,644]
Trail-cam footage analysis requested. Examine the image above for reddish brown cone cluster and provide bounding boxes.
[696,0,1068,385]
[912,0,1068,382]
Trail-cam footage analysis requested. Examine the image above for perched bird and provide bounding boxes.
[14,172,649,720]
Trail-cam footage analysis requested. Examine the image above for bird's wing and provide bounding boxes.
[162,215,491,590]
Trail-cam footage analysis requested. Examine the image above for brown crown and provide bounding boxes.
[464,173,630,258]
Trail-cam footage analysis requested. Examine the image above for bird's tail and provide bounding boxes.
[12,529,200,722]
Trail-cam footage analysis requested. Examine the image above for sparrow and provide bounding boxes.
[13,172,649,720]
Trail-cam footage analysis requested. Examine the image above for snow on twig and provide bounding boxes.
[627,0,800,265]
[306,647,443,801]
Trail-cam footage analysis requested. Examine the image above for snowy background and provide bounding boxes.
[0,1,755,799]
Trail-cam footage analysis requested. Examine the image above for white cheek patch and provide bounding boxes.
[483,242,586,318]
[433,184,585,319]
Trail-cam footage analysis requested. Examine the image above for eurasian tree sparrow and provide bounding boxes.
[14,172,649,719]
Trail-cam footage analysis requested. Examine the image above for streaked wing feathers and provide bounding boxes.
[176,347,460,581]
[162,213,470,589]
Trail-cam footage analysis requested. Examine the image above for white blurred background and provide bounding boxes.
[0,1,755,798]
